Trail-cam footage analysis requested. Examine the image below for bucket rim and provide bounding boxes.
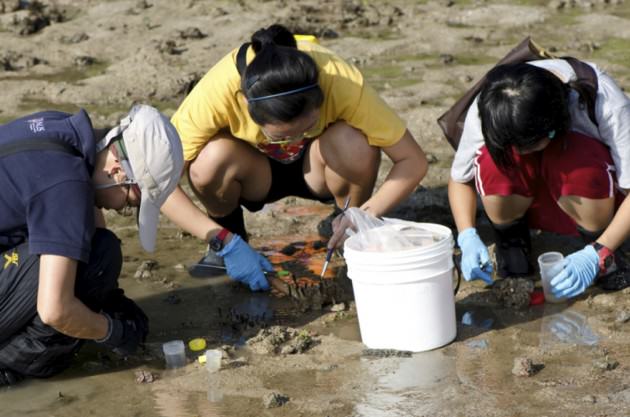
[344,221,453,256]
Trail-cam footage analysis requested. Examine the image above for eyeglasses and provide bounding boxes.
[260,120,320,145]
[95,139,141,215]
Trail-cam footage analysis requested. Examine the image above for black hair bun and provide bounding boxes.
[251,24,296,52]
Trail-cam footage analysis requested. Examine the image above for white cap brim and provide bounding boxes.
[138,193,161,252]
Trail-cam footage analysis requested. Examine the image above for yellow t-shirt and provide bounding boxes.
[171,41,407,162]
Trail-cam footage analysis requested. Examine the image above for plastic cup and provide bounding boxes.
[162,340,186,369]
[538,252,566,303]
[205,349,222,373]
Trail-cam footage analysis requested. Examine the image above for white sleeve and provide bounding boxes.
[450,96,486,183]
[593,68,630,189]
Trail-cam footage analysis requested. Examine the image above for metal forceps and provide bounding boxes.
[320,196,351,278]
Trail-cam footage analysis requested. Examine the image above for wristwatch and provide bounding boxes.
[591,242,615,276]
[209,228,230,252]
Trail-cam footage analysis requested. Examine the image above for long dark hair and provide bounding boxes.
[478,63,571,169]
[242,24,324,125]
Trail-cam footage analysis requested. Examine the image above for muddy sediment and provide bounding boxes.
[3,1,630,416]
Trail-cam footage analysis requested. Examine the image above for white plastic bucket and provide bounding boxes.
[344,221,457,352]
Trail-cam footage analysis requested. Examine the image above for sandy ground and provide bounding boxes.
[3,0,630,416]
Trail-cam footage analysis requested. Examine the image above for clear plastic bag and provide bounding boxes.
[343,208,438,252]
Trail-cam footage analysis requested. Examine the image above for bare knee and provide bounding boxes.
[557,195,615,231]
[319,122,380,176]
[482,194,533,224]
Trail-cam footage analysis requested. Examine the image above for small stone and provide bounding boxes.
[135,370,157,384]
[330,302,346,312]
[425,153,438,164]
[439,54,454,65]
[593,357,619,371]
[581,395,597,403]
[74,55,96,67]
[512,357,542,377]
[262,392,289,408]
[615,310,630,324]
[179,27,206,39]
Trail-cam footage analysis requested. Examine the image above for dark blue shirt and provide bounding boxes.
[0,110,97,262]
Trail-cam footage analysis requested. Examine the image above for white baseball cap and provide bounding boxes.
[98,104,184,252]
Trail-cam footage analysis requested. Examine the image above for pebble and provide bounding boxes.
[135,370,157,384]
[330,302,346,312]
[262,392,289,408]
[615,310,630,324]
[511,357,542,377]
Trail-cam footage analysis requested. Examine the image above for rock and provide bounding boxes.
[247,326,317,355]
[592,357,619,372]
[262,392,289,408]
[60,32,89,44]
[590,293,617,308]
[135,370,157,384]
[330,302,345,312]
[440,54,455,65]
[179,27,206,39]
[548,0,566,10]
[136,0,152,10]
[134,259,158,279]
[615,310,630,324]
[492,278,534,309]
[425,153,439,164]
[156,39,186,55]
[74,55,96,67]
[511,357,542,377]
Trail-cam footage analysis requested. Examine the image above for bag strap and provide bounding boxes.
[563,56,599,127]
[236,42,251,76]
[0,138,82,159]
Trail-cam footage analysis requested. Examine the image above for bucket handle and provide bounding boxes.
[452,254,462,295]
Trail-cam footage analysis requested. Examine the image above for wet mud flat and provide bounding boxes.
[3,197,630,417]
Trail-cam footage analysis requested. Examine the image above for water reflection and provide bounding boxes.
[459,308,496,330]
[540,307,599,348]
[354,350,457,416]
[219,295,274,344]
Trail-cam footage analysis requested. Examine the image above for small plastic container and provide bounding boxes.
[162,340,186,369]
[538,252,566,304]
[205,349,222,373]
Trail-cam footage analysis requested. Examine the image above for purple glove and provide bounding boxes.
[218,235,273,291]
[457,227,493,285]
[550,245,599,298]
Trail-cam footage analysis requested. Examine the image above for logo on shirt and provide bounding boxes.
[3,251,19,269]
[27,118,45,133]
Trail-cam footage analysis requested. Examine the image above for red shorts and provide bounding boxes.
[474,131,623,236]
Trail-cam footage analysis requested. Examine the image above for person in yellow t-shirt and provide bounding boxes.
[161,24,428,291]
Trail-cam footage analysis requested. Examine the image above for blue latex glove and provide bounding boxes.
[457,227,493,285]
[550,245,599,299]
[218,235,273,291]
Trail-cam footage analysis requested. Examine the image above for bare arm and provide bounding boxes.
[595,190,630,251]
[160,185,226,242]
[360,130,427,216]
[37,254,109,339]
[448,178,478,232]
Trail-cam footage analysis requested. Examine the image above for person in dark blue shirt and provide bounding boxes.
[0,104,183,386]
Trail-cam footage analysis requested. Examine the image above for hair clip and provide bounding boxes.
[548,130,556,139]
